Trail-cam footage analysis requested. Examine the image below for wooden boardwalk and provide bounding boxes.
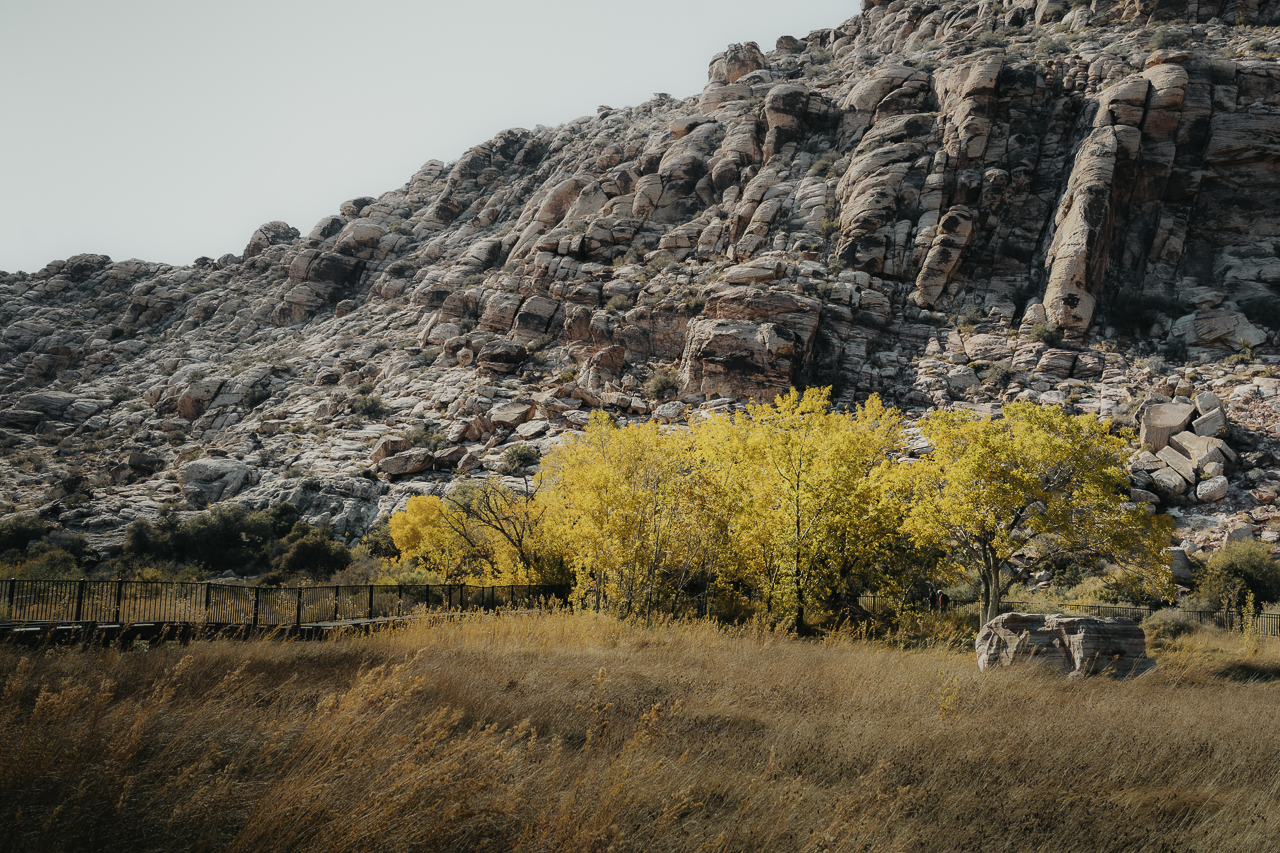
[0,612,467,648]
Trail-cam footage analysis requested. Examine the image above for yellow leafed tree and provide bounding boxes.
[388,481,566,585]
[705,388,905,632]
[900,401,1175,624]
[539,410,728,618]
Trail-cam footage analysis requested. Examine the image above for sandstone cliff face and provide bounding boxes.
[6,0,1280,556]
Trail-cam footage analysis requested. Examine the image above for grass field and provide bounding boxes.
[2,609,1279,852]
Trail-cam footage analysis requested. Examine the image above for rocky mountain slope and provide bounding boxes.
[6,0,1280,568]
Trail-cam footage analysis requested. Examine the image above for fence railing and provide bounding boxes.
[0,579,572,628]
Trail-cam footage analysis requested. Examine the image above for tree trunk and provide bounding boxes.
[793,563,812,636]
[980,565,1000,626]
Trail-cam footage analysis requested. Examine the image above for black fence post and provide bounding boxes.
[204,583,212,621]
[397,585,403,617]
[252,586,260,629]
[368,584,374,620]
[333,586,340,622]
[74,579,86,622]
[113,579,124,623]
[6,578,14,618]
[295,587,303,628]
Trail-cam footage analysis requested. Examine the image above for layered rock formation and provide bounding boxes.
[975,611,1150,675]
[5,1,1280,567]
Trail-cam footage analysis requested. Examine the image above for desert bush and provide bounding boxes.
[116,502,347,579]
[270,520,353,580]
[643,369,681,401]
[350,393,386,418]
[166,429,186,446]
[0,542,81,580]
[1149,28,1190,49]
[405,427,446,450]
[1196,540,1280,609]
[498,443,541,474]
[606,294,632,313]
[1142,607,1201,646]
[1163,337,1190,364]
[242,385,271,408]
[1026,322,1062,345]
[985,361,1017,387]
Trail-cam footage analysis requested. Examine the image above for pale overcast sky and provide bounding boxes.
[0,0,856,273]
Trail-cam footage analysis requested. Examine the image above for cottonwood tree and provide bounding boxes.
[389,481,567,584]
[540,411,724,618]
[702,388,905,632]
[900,402,1175,625]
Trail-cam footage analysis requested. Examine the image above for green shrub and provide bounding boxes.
[270,521,352,580]
[166,429,186,446]
[643,370,681,401]
[606,294,633,313]
[1026,323,1063,345]
[242,386,271,408]
[0,515,52,555]
[359,520,400,559]
[406,427,446,450]
[1148,29,1189,49]
[499,443,541,475]
[2,543,81,580]
[1141,608,1200,646]
[1239,297,1280,330]
[119,502,332,578]
[1162,338,1190,364]
[986,361,1016,387]
[1196,540,1280,610]
[808,150,842,178]
[1208,60,1237,85]
[977,31,1005,49]
[350,393,386,418]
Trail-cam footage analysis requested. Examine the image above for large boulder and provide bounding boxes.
[179,458,255,506]
[242,221,300,261]
[976,612,1150,676]
[1139,402,1195,452]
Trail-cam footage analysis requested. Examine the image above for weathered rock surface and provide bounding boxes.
[8,0,1280,558]
[976,612,1150,676]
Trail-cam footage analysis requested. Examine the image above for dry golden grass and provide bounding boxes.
[3,610,1280,852]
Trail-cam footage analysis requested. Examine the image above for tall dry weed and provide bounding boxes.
[2,610,1279,852]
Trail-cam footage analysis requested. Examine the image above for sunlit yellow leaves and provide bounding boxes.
[900,401,1174,623]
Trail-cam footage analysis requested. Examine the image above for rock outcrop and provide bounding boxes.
[976,612,1151,676]
[7,0,1280,561]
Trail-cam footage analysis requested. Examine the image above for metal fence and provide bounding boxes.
[0,579,572,628]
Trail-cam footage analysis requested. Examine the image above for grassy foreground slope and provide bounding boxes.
[2,612,1279,853]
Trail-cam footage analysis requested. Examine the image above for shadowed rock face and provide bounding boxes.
[976,612,1150,676]
[8,0,1280,551]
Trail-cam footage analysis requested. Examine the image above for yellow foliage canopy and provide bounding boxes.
[899,401,1174,623]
